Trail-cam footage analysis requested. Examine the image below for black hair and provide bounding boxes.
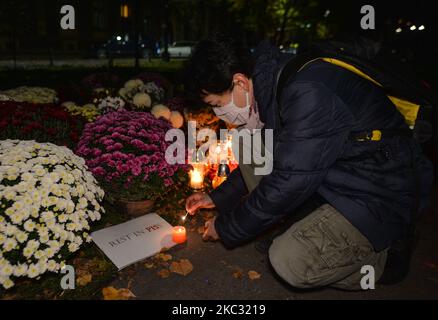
[183,35,254,102]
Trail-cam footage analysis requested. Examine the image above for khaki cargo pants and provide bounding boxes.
[269,204,388,290]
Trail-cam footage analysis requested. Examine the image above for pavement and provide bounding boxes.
[107,187,438,300]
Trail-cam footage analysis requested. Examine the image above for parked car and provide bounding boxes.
[166,41,196,58]
[96,34,158,59]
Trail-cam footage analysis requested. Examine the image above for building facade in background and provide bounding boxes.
[0,0,216,59]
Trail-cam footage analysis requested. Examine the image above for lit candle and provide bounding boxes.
[212,175,227,189]
[189,163,205,190]
[172,226,187,244]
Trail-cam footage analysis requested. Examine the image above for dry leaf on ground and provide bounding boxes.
[157,269,171,278]
[248,270,261,280]
[76,272,92,286]
[144,261,155,269]
[232,270,244,279]
[155,253,172,261]
[170,259,193,276]
[102,287,136,300]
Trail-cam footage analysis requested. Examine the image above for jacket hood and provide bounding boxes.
[251,40,292,128]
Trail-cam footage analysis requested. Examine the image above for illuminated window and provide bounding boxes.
[120,4,129,18]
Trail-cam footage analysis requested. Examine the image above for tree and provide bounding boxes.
[228,0,333,46]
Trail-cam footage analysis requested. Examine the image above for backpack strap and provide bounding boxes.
[275,54,318,111]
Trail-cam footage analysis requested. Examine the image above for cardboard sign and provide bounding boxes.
[91,213,177,270]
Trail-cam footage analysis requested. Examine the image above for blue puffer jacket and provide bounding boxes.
[210,41,434,251]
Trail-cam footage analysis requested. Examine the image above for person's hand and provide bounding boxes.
[185,192,215,215]
[203,217,220,241]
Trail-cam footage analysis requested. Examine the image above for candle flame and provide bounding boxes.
[190,169,203,183]
[181,211,189,222]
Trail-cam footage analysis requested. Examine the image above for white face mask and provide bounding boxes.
[212,87,250,126]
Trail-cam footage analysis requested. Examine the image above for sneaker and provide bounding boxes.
[377,229,419,285]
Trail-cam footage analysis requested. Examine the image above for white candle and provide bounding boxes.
[189,163,205,190]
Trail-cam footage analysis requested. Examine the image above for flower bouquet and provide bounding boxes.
[62,97,126,123]
[136,72,172,98]
[150,104,184,129]
[118,79,165,110]
[96,96,126,114]
[0,101,86,149]
[62,102,101,122]
[0,140,105,289]
[76,111,187,215]
[0,87,58,104]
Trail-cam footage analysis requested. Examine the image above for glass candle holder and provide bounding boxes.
[172,226,187,244]
[189,162,205,190]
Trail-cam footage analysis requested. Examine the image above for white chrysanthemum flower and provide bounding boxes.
[27,264,40,278]
[41,211,55,221]
[47,260,57,272]
[10,212,25,225]
[34,168,46,177]
[16,182,30,193]
[1,277,14,289]
[4,207,14,217]
[22,196,33,206]
[3,238,17,252]
[12,201,24,211]
[44,247,55,258]
[3,190,16,200]
[94,211,102,221]
[68,242,79,253]
[16,232,28,244]
[30,206,39,218]
[34,250,46,261]
[37,261,48,275]
[133,92,152,108]
[1,140,104,289]
[23,220,36,232]
[77,197,88,209]
[13,264,28,277]
[27,239,39,250]
[4,225,18,236]
[76,184,85,196]
[118,87,127,98]
[124,79,144,89]
[23,247,33,258]
[39,234,50,244]
[1,264,13,277]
